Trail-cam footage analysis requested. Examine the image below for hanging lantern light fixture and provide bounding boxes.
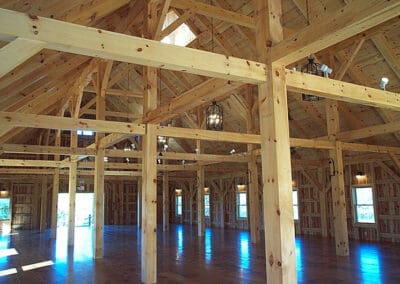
[157,136,168,152]
[206,101,223,131]
[301,57,324,102]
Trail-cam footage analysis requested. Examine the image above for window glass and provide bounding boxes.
[204,194,210,217]
[176,195,182,216]
[293,191,299,220]
[354,187,375,224]
[237,192,247,218]
[161,11,196,47]
[0,198,10,220]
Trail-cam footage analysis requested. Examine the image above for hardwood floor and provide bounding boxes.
[0,225,398,283]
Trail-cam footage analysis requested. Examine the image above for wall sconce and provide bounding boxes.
[355,171,366,179]
[328,158,336,177]
[175,189,182,195]
[204,187,210,194]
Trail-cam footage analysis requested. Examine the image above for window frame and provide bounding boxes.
[175,195,182,217]
[351,184,377,227]
[236,191,248,219]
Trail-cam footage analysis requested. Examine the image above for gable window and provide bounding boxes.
[353,186,375,224]
[204,194,210,217]
[161,11,196,47]
[293,190,299,221]
[176,194,182,216]
[77,130,94,136]
[237,191,247,219]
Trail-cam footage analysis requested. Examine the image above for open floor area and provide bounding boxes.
[0,225,399,283]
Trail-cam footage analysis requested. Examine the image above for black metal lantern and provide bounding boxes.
[157,136,168,152]
[301,57,323,102]
[206,101,223,131]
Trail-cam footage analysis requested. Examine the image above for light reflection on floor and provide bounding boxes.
[358,244,381,284]
[295,237,303,283]
[204,228,212,264]
[176,225,184,261]
[238,231,250,269]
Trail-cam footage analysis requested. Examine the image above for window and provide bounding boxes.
[0,198,10,220]
[237,192,247,218]
[161,11,196,47]
[293,191,299,221]
[353,186,375,224]
[204,194,210,217]
[176,195,182,216]
[77,130,94,136]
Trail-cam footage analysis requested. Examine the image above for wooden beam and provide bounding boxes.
[0,38,45,78]
[170,0,255,29]
[335,120,400,141]
[271,0,400,65]
[0,159,70,168]
[156,125,261,144]
[144,78,243,124]
[0,111,146,135]
[0,8,265,84]
[342,142,400,155]
[154,0,172,41]
[372,33,400,79]
[335,38,365,80]
[286,70,400,111]
[85,86,143,98]
[0,144,97,156]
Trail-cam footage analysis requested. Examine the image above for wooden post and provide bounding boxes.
[220,192,224,229]
[318,168,328,237]
[196,137,205,237]
[141,3,158,278]
[247,87,260,243]
[163,173,169,231]
[254,0,297,282]
[50,129,61,239]
[39,176,47,232]
[141,124,158,284]
[92,60,108,258]
[32,181,40,230]
[137,177,142,228]
[326,99,349,255]
[68,160,77,245]
[94,147,105,258]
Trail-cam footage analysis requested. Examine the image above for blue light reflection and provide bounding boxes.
[205,228,212,264]
[295,238,303,283]
[358,244,381,284]
[238,231,250,269]
[176,225,183,261]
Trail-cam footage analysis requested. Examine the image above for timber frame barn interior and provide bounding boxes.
[0,0,400,283]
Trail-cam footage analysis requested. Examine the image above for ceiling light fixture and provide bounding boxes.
[301,57,324,101]
[206,101,223,130]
